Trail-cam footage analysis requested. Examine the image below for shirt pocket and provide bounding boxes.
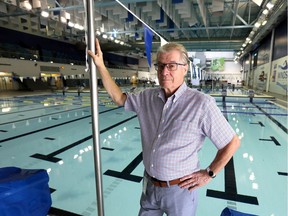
[166,119,203,145]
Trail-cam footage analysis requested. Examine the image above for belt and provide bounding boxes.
[150,177,181,187]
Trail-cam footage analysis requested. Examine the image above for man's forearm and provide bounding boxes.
[208,135,240,175]
[97,65,127,106]
[88,39,127,106]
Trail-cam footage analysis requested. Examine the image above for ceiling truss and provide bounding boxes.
[0,0,286,55]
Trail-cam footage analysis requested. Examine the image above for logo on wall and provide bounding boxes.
[275,59,288,91]
[258,71,266,82]
[211,57,225,71]
[279,60,288,70]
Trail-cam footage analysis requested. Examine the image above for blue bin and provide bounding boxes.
[0,167,52,216]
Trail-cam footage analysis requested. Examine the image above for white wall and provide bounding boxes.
[203,61,242,84]
[186,51,242,84]
[206,61,241,73]
[203,51,235,59]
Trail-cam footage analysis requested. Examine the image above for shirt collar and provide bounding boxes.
[157,88,166,102]
[172,82,187,103]
[157,82,188,103]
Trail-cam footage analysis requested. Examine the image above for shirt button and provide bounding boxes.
[158,134,161,138]
[153,149,156,153]
[162,119,165,123]
[151,164,154,167]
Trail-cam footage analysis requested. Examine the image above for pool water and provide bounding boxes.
[0,89,287,216]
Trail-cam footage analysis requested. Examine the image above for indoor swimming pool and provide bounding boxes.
[0,88,287,216]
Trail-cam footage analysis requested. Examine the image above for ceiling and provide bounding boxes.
[0,0,287,58]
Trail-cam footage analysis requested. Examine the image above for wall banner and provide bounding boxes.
[253,64,269,91]
[269,56,288,95]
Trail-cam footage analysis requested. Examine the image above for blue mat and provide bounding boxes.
[0,167,52,216]
[221,207,257,216]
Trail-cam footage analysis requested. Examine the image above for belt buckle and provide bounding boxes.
[159,181,167,187]
[151,178,167,187]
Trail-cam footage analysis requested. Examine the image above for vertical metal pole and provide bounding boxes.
[85,0,105,215]
[266,28,275,93]
[248,53,252,88]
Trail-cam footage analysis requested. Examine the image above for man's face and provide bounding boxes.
[157,50,188,95]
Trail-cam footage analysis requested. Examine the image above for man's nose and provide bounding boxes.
[159,66,169,75]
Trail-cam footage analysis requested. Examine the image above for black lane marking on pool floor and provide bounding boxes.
[31,135,93,162]
[206,158,259,205]
[0,115,91,143]
[0,107,123,143]
[223,105,277,109]
[0,104,67,117]
[252,102,287,134]
[206,101,259,205]
[101,147,114,151]
[30,115,137,162]
[278,172,288,176]
[48,207,82,216]
[0,104,121,126]
[250,121,265,127]
[50,188,56,194]
[0,107,90,126]
[45,137,56,140]
[104,152,143,183]
[221,110,287,116]
[259,136,281,146]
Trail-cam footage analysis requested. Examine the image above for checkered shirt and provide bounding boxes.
[124,82,235,181]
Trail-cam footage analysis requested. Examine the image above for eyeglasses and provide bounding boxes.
[154,63,186,71]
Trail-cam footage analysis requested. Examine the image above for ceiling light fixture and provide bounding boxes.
[68,21,75,28]
[266,2,274,10]
[262,9,269,15]
[60,11,68,23]
[21,0,32,10]
[254,22,261,28]
[96,30,101,35]
[262,20,267,26]
[41,11,49,18]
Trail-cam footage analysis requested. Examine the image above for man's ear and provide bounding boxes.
[184,65,189,75]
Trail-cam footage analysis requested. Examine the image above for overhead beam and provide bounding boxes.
[197,0,209,38]
[229,5,249,26]
[106,25,254,35]
[230,0,240,38]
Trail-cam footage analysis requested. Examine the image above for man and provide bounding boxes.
[88,39,240,216]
